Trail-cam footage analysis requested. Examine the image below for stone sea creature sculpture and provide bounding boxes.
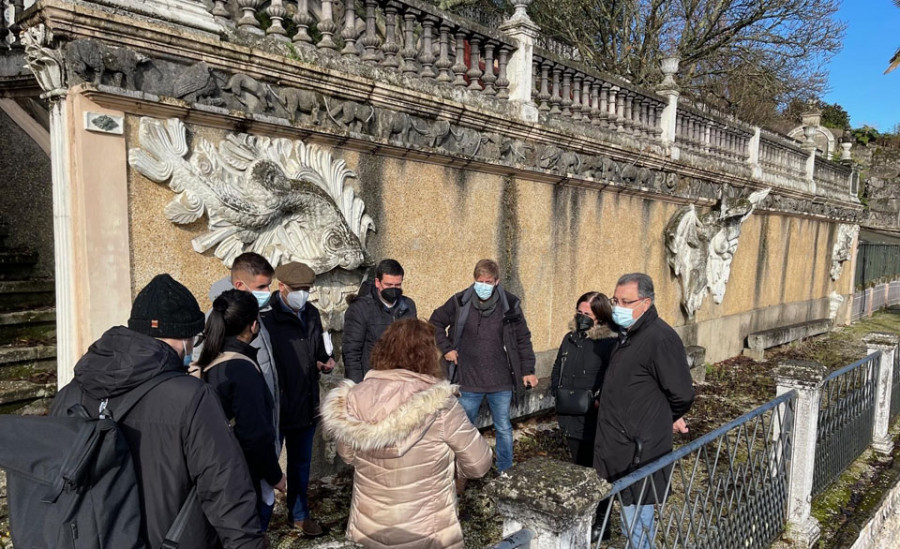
[666,188,770,318]
[128,117,375,274]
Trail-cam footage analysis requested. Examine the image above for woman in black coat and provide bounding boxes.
[550,291,615,467]
[194,290,286,532]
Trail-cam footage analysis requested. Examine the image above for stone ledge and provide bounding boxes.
[744,319,833,361]
[0,308,55,327]
[0,344,56,366]
[0,380,56,406]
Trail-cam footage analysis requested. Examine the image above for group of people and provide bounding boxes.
[47,251,694,549]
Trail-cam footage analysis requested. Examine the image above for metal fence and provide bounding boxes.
[850,280,900,322]
[811,353,879,497]
[591,391,796,549]
[892,347,900,425]
[855,243,900,289]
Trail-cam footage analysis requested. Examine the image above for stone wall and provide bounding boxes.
[0,109,53,277]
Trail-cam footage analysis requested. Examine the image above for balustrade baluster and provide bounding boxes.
[340,0,359,56]
[538,61,551,112]
[496,46,511,99]
[561,70,573,117]
[623,91,634,133]
[549,66,562,115]
[360,0,381,61]
[676,114,684,142]
[653,103,663,137]
[581,77,591,123]
[237,0,262,31]
[382,3,401,68]
[598,83,610,127]
[590,80,601,126]
[435,24,453,82]
[417,16,438,78]
[400,9,420,73]
[451,30,468,87]
[212,0,229,18]
[532,59,540,100]
[638,97,647,136]
[467,36,483,90]
[613,86,624,132]
[317,0,338,50]
[571,73,583,120]
[293,0,314,44]
[481,42,497,95]
[265,0,288,39]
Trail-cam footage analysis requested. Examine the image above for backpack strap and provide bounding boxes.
[189,351,261,380]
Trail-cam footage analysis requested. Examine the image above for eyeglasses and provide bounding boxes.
[609,297,646,307]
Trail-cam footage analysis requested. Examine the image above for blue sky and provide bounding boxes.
[824,1,900,132]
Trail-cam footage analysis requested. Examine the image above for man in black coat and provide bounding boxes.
[51,274,263,549]
[342,259,417,383]
[260,262,334,536]
[430,259,537,473]
[594,273,695,549]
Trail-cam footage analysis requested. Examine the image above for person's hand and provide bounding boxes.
[274,474,287,493]
[522,374,538,389]
[673,417,689,434]
[444,350,459,364]
[317,358,336,373]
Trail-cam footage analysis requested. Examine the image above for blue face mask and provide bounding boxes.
[473,281,495,300]
[613,306,637,329]
[182,339,193,368]
[252,290,271,309]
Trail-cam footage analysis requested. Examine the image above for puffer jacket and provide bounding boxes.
[320,369,492,549]
[51,326,262,549]
[550,321,616,441]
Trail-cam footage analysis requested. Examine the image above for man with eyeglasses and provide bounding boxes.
[594,273,695,549]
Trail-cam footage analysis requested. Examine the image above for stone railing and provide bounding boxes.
[758,129,811,187]
[211,0,516,100]
[1,0,25,48]
[675,102,752,163]
[814,155,853,200]
[531,48,665,142]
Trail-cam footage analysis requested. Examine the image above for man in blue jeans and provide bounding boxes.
[261,262,335,536]
[430,259,537,477]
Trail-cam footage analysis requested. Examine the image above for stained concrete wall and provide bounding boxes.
[0,109,53,277]
[125,119,853,369]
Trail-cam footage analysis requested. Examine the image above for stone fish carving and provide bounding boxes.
[127,117,375,274]
[666,188,771,318]
[830,223,859,281]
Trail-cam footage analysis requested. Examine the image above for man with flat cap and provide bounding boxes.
[51,274,263,548]
[261,262,334,536]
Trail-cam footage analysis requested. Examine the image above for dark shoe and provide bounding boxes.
[296,518,324,537]
[591,523,611,543]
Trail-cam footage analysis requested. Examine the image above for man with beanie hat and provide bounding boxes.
[261,262,334,536]
[51,274,264,549]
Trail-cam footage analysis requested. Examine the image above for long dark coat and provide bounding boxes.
[342,285,417,383]
[550,322,616,441]
[593,306,695,506]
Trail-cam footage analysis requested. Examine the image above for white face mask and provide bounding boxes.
[286,290,309,311]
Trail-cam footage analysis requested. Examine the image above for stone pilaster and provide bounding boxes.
[864,333,899,455]
[774,360,825,548]
[499,10,540,123]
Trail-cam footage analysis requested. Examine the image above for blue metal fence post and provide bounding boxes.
[774,360,826,548]
[863,333,899,455]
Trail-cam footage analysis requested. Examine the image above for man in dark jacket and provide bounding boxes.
[51,274,263,549]
[430,258,537,472]
[594,273,695,549]
[260,262,334,536]
[342,259,417,383]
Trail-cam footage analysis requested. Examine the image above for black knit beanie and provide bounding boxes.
[128,274,205,339]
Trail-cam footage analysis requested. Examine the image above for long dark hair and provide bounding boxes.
[576,291,613,326]
[196,289,259,367]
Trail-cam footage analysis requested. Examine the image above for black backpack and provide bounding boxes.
[0,371,196,549]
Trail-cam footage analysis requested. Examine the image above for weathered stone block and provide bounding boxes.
[685,345,706,383]
[744,318,832,360]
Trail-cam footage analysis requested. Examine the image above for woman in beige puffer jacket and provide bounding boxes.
[321,318,492,549]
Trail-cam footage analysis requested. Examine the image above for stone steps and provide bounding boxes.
[0,307,56,342]
[0,279,55,312]
[0,379,56,409]
[0,249,39,280]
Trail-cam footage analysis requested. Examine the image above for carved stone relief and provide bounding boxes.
[666,189,771,318]
[128,117,375,328]
[830,223,860,281]
[21,25,66,96]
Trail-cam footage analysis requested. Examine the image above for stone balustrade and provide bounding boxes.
[210,0,516,100]
[759,129,811,184]
[531,49,666,142]
[675,103,752,163]
[1,0,26,48]
[814,155,854,200]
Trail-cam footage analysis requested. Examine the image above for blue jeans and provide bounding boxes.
[258,499,274,532]
[459,390,513,471]
[621,504,656,549]
[282,425,316,522]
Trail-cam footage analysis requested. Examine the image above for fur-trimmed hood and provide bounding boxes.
[320,369,457,458]
[567,319,615,340]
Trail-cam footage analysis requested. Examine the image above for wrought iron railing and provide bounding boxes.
[592,391,796,549]
[812,353,878,496]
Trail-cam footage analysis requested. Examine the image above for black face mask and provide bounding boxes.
[381,287,403,304]
[575,313,595,332]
